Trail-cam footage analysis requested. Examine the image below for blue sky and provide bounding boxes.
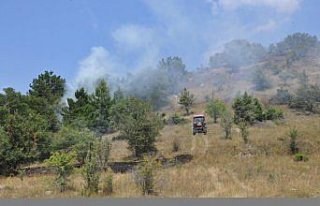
[0,0,319,93]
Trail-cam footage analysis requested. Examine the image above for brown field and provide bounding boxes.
[1,103,320,198]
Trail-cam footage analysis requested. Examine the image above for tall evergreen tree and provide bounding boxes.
[91,79,113,134]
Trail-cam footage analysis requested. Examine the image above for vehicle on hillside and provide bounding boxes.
[192,114,207,135]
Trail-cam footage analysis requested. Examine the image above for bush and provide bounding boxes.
[52,127,97,165]
[294,153,308,162]
[239,121,249,144]
[289,128,299,155]
[220,111,233,139]
[45,151,76,192]
[168,113,187,125]
[102,170,113,196]
[133,155,160,195]
[178,88,195,115]
[289,84,320,114]
[96,139,111,172]
[263,107,284,120]
[81,143,101,196]
[172,137,180,152]
[111,97,163,157]
[205,98,226,123]
[270,87,292,105]
[232,92,263,124]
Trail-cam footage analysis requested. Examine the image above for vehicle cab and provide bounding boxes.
[192,114,207,135]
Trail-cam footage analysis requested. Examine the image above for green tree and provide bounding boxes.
[178,88,195,115]
[232,92,263,124]
[28,71,66,131]
[110,97,163,157]
[52,126,97,165]
[0,88,51,175]
[91,79,113,134]
[270,32,318,59]
[29,71,66,105]
[205,98,226,123]
[62,88,95,128]
[289,84,320,113]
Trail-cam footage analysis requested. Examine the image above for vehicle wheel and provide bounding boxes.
[204,132,207,135]
[193,132,196,135]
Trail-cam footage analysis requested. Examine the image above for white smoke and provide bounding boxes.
[74,47,122,92]
[72,0,302,93]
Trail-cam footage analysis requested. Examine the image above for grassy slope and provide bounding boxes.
[1,103,319,198]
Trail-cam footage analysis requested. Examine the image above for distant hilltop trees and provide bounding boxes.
[209,32,319,70]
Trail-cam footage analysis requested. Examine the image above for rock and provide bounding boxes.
[233,128,240,133]
[45,191,53,196]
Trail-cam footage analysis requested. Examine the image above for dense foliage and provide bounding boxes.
[110,97,163,157]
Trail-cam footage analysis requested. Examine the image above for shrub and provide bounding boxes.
[220,111,233,139]
[172,137,180,152]
[294,153,308,162]
[270,87,292,105]
[169,113,187,125]
[289,128,299,154]
[232,92,263,124]
[110,97,163,157]
[263,107,284,120]
[133,155,160,195]
[45,151,76,192]
[205,98,227,123]
[178,88,195,115]
[96,139,111,172]
[102,170,113,196]
[239,121,249,144]
[289,84,320,114]
[52,127,97,165]
[81,143,101,196]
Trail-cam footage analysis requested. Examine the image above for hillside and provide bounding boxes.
[1,103,320,198]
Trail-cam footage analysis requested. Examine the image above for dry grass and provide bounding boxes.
[1,105,320,198]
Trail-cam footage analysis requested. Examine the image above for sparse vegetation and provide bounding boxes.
[133,155,160,195]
